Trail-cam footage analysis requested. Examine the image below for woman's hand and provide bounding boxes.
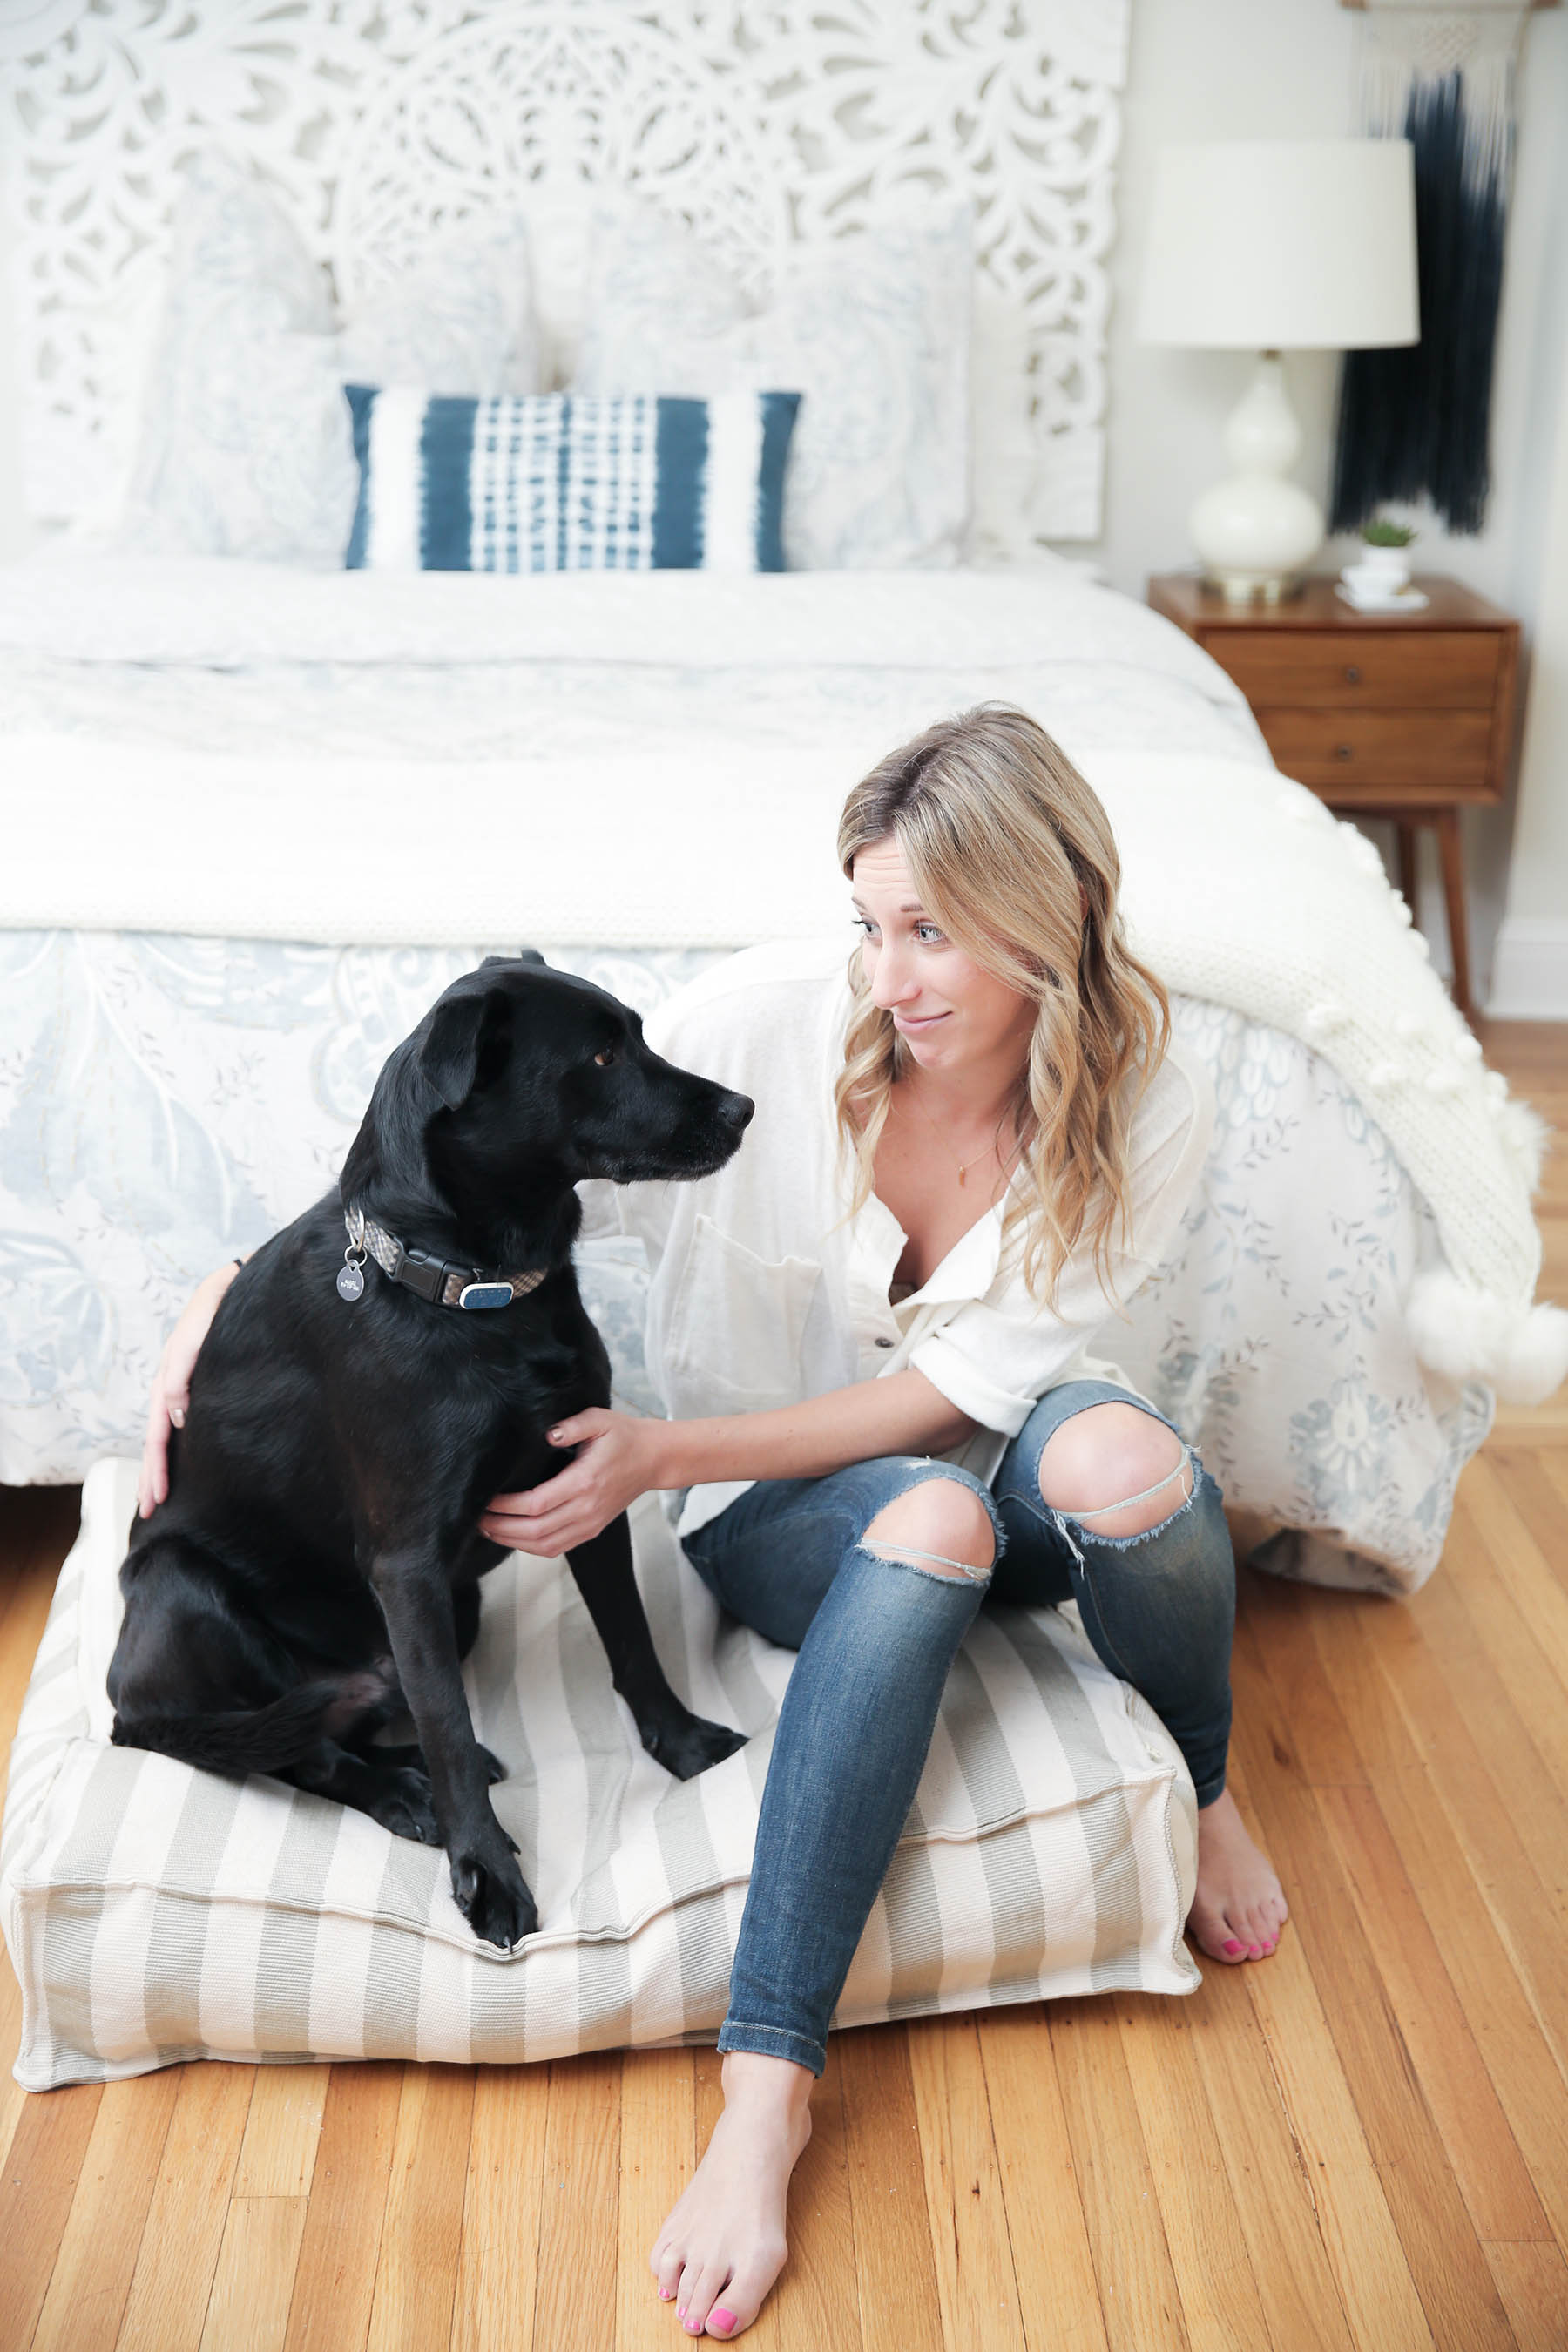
[481,1409,668,1556]
[137,1260,243,1519]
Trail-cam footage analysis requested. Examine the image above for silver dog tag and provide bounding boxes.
[336,1260,365,1302]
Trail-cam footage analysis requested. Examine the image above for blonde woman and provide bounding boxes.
[141,706,1287,2343]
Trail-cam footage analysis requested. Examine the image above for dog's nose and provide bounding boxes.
[724,1091,755,1132]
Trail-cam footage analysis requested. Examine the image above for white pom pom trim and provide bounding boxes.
[1409,1271,1568,1404]
[1497,1099,1550,1193]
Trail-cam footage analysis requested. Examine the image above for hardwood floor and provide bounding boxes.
[3,1021,1565,2352]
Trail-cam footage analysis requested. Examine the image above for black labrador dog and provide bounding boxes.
[108,955,753,1947]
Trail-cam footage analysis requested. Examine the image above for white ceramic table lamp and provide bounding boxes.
[1137,140,1419,603]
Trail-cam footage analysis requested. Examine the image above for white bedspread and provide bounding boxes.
[0,550,1244,672]
[1,557,1260,950]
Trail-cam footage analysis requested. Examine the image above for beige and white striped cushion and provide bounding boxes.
[2,1460,1199,2090]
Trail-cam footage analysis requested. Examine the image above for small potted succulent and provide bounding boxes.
[1355,515,1418,593]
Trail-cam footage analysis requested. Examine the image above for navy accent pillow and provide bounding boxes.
[344,387,800,572]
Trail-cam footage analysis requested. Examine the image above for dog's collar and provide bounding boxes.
[344,1208,548,1312]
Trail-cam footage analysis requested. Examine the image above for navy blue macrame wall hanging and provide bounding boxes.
[1330,3,1529,537]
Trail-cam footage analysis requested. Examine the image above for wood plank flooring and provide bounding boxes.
[2,1018,1565,2351]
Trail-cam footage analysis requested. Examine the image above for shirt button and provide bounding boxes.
[875,1336,895,1349]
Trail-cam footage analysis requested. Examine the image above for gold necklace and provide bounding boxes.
[901,1085,1014,1189]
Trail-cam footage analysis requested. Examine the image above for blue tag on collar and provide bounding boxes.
[458,1280,515,1311]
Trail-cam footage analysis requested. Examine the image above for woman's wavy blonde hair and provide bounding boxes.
[833,704,1171,1308]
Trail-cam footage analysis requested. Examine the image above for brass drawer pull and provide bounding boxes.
[1344,664,1362,685]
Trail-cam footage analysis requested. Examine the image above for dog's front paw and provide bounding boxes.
[642,1710,747,1781]
[449,1816,537,1948]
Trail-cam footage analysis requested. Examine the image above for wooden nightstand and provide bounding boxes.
[1147,573,1520,1023]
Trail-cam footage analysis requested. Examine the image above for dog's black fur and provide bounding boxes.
[108,955,754,1947]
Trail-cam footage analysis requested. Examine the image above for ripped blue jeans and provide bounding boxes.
[679,1378,1233,2077]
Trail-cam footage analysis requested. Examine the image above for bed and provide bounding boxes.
[0,544,1552,1587]
[1,0,1562,2088]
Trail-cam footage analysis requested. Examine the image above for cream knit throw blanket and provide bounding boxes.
[1097,754,1563,1405]
[3,731,1562,1402]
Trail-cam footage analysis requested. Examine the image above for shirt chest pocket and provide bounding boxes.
[661,1214,825,1416]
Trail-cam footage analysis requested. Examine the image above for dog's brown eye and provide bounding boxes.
[594,1045,617,1067]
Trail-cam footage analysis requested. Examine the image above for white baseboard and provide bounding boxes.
[1486,918,1568,1020]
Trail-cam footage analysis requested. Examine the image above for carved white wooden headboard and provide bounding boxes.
[0,0,1130,549]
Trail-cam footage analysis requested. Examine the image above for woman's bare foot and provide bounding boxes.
[1188,1786,1288,1963]
[651,2051,814,2338]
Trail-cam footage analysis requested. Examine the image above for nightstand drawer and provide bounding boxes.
[1206,630,1501,709]
[1254,707,1495,797]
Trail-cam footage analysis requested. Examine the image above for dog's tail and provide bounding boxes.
[111,1679,352,1777]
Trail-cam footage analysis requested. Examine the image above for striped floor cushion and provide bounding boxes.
[2,1458,1199,2090]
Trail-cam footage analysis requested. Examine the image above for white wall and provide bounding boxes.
[1085,0,1568,1013]
[1491,356,1568,1014]
[3,0,1565,1004]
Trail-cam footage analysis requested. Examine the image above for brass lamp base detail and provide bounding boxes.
[1201,570,1308,607]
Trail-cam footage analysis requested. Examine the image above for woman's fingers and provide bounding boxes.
[481,1470,605,1552]
[137,1263,240,1520]
[138,1388,177,1517]
[137,1432,162,1519]
[547,1409,612,1449]
[481,1507,596,1555]
[482,1414,640,1551]
[486,1458,593,1520]
[139,1369,191,1518]
[479,1507,543,1544]
[486,1488,537,1519]
[516,1466,579,1510]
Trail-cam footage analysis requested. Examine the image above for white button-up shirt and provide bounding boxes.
[579,936,1213,1540]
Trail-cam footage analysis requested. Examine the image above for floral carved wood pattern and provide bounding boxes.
[1,0,1130,546]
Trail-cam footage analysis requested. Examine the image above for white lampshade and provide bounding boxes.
[1137,140,1419,350]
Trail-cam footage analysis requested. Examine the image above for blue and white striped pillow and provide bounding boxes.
[344,386,800,572]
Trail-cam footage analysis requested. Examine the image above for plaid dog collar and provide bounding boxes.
[342,1207,548,1311]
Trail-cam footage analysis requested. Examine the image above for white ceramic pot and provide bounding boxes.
[1355,544,1412,592]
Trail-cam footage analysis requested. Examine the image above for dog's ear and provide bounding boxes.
[477,950,548,970]
[420,984,513,1112]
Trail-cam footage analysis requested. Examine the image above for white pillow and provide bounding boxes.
[337,214,542,398]
[574,199,972,570]
[117,155,541,566]
[116,151,355,566]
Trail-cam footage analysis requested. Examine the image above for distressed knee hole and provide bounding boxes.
[1038,1404,1193,1538]
[862,1479,996,1584]
[862,1540,992,1584]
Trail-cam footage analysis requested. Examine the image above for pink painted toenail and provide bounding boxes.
[1223,1938,1245,1955]
[659,2288,674,2301]
[712,2311,737,2335]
